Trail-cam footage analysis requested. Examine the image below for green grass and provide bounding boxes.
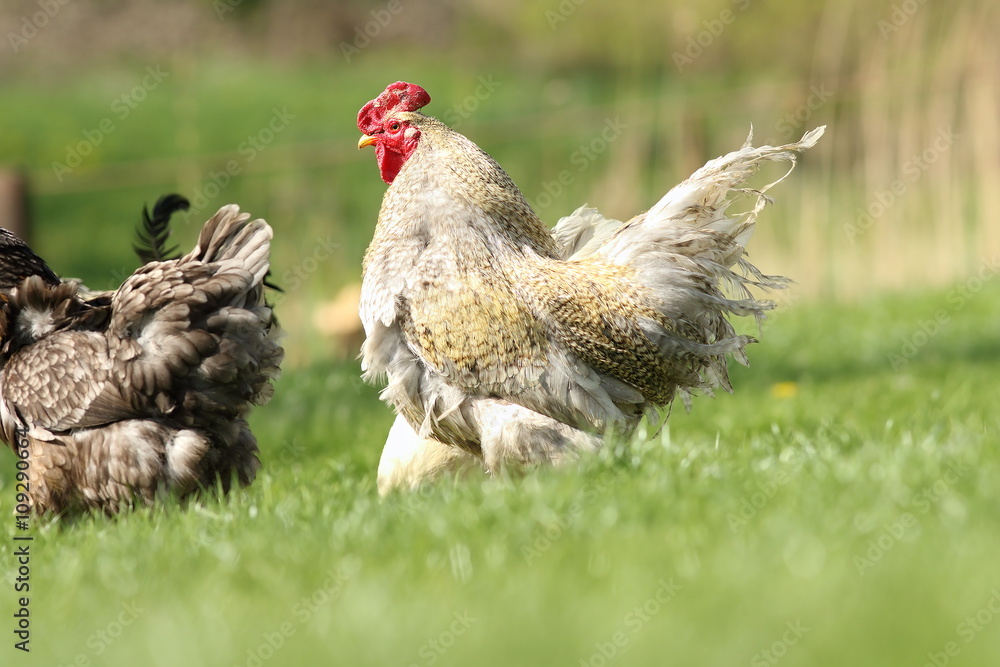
[1,281,997,666]
[1,45,998,667]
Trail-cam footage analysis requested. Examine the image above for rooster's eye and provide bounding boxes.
[389,122,401,131]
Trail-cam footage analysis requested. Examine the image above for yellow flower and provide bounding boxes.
[771,381,799,399]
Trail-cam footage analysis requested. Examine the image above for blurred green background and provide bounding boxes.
[1,1,998,666]
[1,0,996,363]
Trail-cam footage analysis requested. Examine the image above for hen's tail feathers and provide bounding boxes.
[597,126,824,306]
[112,204,282,419]
[600,126,825,268]
[553,127,824,269]
[551,207,623,260]
[188,205,283,292]
[134,194,190,265]
[661,125,824,248]
[186,205,273,287]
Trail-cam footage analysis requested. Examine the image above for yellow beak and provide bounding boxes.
[358,134,377,149]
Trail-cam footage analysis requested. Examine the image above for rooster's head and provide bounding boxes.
[357,81,431,184]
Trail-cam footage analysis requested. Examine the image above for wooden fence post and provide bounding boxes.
[0,170,29,241]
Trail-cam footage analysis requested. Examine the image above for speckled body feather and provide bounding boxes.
[360,101,824,492]
[0,205,283,514]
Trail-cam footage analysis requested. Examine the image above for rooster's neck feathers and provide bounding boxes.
[380,112,560,259]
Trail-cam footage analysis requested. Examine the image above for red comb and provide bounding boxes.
[357,82,431,134]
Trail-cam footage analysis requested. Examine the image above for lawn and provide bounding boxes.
[1,280,997,666]
[1,50,998,667]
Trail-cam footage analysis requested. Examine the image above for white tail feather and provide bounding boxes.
[599,126,826,266]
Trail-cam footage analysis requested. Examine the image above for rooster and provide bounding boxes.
[357,81,824,494]
[0,202,283,514]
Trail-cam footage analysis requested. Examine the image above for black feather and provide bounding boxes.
[263,273,283,293]
[133,194,190,264]
[0,228,60,290]
[133,194,283,292]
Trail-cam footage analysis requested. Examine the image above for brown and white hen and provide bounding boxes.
[0,204,283,514]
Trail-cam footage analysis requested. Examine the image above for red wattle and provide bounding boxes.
[376,144,407,184]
